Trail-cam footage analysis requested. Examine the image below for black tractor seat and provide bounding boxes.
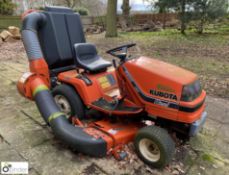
[74,43,112,72]
[35,6,111,74]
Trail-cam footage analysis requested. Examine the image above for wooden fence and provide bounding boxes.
[130,13,178,25]
[0,13,178,30]
[92,13,178,27]
[0,16,94,30]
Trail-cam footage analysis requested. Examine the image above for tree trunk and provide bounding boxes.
[197,3,207,34]
[64,0,80,8]
[65,0,72,7]
[106,0,117,38]
[197,18,204,34]
[162,13,167,29]
[158,5,166,29]
[180,0,186,34]
[121,0,131,27]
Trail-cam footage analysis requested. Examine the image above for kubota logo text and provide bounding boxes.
[150,89,177,101]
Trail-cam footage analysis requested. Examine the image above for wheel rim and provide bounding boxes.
[139,138,160,162]
[54,95,71,118]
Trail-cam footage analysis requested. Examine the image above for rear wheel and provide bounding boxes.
[52,84,85,121]
[134,125,175,168]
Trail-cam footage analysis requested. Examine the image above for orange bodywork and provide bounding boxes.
[58,69,118,105]
[178,91,206,123]
[17,73,49,100]
[58,69,142,115]
[84,120,142,152]
[57,56,206,124]
[29,59,49,78]
[117,57,206,123]
[17,58,50,100]
[18,55,206,155]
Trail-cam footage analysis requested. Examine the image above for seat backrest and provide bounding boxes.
[37,6,85,69]
[74,43,97,62]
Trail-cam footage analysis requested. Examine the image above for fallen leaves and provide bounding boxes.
[113,140,188,175]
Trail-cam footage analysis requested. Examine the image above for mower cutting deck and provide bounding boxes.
[17,6,207,168]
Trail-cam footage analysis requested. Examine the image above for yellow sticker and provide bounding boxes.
[98,77,108,83]
[98,76,111,89]
[101,82,111,89]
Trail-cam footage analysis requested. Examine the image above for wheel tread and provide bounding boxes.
[134,125,175,168]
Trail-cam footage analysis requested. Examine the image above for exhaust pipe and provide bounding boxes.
[18,11,107,157]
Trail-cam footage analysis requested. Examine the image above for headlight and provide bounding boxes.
[181,80,202,102]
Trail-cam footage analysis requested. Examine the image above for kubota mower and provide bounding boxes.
[17,6,207,168]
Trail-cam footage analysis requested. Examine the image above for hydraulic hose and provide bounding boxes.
[20,11,107,157]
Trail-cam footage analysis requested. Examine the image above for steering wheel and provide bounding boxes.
[106,43,136,61]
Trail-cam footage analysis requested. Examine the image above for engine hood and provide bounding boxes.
[123,57,198,102]
[127,56,197,85]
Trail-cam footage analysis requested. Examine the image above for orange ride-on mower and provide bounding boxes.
[17,6,207,168]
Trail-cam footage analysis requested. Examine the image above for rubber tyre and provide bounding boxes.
[52,84,85,120]
[134,125,175,169]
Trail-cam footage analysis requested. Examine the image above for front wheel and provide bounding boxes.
[134,125,175,168]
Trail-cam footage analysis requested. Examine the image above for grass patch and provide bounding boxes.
[0,16,21,30]
[120,28,229,48]
[202,153,215,163]
[157,56,229,75]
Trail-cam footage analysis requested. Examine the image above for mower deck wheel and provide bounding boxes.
[134,125,175,168]
[52,84,85,120]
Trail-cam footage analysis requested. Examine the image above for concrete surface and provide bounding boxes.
[0,54,229,175]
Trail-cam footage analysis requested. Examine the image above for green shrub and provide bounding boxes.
[0,0,16,15]
[74,7,89,16]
